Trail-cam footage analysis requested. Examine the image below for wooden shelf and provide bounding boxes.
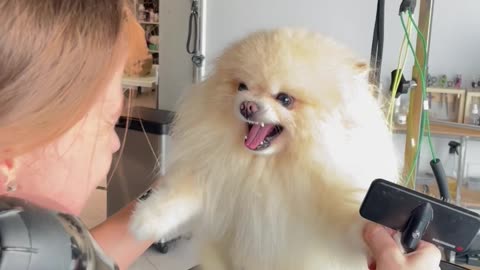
[393,120,480,139]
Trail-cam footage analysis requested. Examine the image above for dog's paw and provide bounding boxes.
[129,202,178,242]
[129,188,202,242]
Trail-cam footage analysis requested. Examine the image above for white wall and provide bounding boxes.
[428,0,480,84]
[156,0,480,179]
[203,0,420,90]
[157,0,480,110]
[158,0,410,111]
[157,0,193,111]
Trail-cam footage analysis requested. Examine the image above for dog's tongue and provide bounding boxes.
[245,123,275,150]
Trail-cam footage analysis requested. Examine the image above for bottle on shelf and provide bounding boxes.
[470,104,480,125]
[137,4,146,21]
[444,141,461,182]
[443,140,462,199]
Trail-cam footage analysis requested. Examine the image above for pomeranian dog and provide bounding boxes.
[130,28,399,270]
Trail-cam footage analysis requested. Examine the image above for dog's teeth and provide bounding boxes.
[244,135,248,140]
[261,122,265,127]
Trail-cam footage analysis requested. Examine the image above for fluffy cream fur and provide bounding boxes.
[130,28,400,270]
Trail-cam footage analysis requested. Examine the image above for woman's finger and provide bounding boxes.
[412,241,442,260]
[363,222,403,259]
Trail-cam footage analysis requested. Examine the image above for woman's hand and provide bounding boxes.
[90,201,154,270]
[363,222,442,270]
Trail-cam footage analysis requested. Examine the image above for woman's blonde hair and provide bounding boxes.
[0,0,127,159]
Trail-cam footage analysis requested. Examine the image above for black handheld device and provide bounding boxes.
[360,179,480,254]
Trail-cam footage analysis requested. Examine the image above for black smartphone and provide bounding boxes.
[359,179,480,253]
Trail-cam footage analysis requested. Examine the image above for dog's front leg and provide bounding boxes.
[129,171,202,242]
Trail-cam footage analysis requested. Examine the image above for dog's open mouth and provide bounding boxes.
[244,122,284,151]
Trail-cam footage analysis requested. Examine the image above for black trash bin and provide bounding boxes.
[106,106,174,217]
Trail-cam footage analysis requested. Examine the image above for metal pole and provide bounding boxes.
[456,136,468,206]
[403,0,434,189]
[447,136,464,264]
[192,0,207,83]
[446,136,468,263]
[155,0,161,109]
[155,64,160,109]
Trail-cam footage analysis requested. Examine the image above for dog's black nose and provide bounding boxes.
[240,101,258,119]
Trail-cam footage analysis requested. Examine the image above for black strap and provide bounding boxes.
[369,0,385,87]
[186,1,199,55]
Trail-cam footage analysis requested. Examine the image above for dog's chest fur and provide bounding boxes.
[195,157,369,270]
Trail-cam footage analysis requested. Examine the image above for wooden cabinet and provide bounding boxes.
[426,88,465,123]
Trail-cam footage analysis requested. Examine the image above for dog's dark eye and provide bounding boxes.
[238,82,248,91]
[276,93,294,108]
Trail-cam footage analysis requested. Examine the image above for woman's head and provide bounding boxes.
[0,0,129,214]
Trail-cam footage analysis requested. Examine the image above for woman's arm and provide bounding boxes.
[90,201,154,270]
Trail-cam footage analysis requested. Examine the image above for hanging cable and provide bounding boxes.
[387,19,412,130]
[400,12,428,187]
[399,10,447,202]
[186,0,199,55]
[407,10,437,160]
[186,0,204,68]
[381,0,446,200]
